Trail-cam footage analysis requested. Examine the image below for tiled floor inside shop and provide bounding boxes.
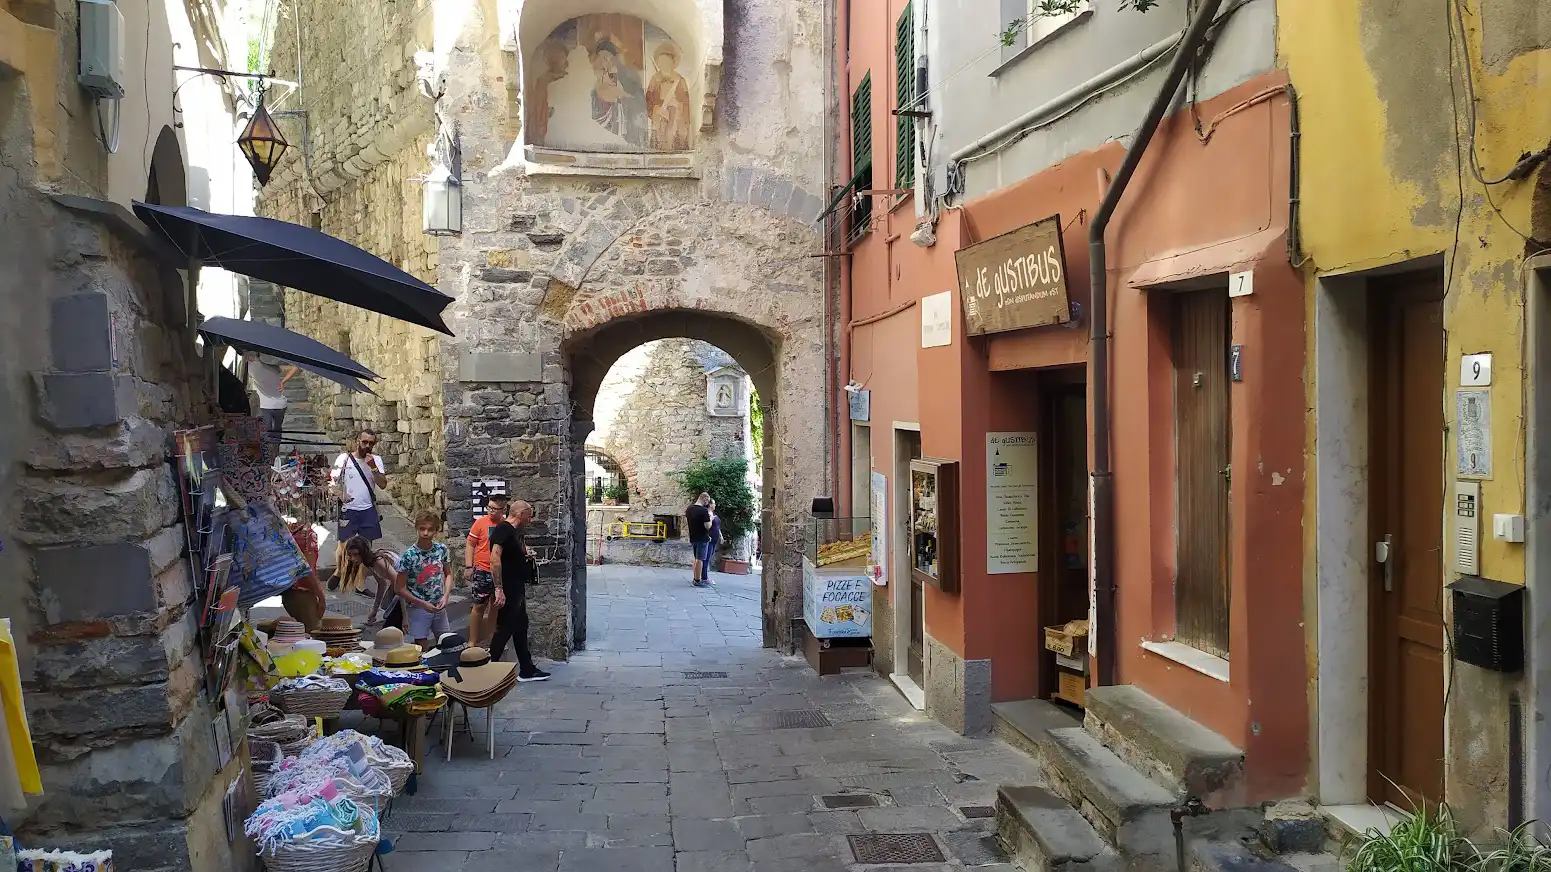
[376,564,1039,871]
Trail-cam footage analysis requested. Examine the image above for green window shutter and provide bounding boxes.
[895,2,915,190]
[851,73,872,173]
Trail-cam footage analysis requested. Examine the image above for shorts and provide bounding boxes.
[339,507,382,543]
[471,569,496,605]
[691,540,715,563]
[406,603,451,642]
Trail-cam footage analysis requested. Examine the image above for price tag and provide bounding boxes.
[1460,353,1492,387]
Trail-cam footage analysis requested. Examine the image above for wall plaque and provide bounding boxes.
[956,214,1070,336]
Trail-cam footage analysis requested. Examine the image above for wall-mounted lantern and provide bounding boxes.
[237,86,289,186]
[421,108,462,236]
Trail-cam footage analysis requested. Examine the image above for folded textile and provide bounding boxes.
[355,667,439,688]
[356,682,441,708]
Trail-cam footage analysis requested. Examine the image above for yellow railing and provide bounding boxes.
[606,521,667,540]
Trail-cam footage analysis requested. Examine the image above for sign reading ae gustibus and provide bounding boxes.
[955,214,1071,336]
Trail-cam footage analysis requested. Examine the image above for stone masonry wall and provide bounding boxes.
[2,197,252,871]
[594,339,748,523]
[257,0,444,520]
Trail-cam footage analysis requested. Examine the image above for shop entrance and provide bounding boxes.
[1039,373,1090,701]
[1367,272,1446,807]
[895,427,925,692]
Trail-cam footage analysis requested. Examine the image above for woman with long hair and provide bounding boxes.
[342,535,401,627]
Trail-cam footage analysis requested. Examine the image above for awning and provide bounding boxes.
[816,164,872,222]
[198,316,379,380]
[132,202,454,336]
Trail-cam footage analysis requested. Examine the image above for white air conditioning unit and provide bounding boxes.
[78,0,126,99]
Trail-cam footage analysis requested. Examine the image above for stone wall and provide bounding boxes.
[2,196,253,871]
[593,339,747,521]
[257,0,445,520]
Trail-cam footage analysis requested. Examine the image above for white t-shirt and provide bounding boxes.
[332,452,386,511]
[250,362,288,410]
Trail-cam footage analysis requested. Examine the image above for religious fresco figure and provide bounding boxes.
[589,37,648,148]
[525,38,570,145]
[645,42,692,151]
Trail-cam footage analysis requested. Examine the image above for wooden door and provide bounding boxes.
[1368,274,1446,806]
[1040,381,1090,697]
[903,431,925,685]
[1172,290,1232,658]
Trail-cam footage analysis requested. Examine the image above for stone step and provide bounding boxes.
[1084,685,1244,802]
[1040,727,1175,852]
[995,784,1119,872]
[1189,839,1315,872]
[993,698,1082,760]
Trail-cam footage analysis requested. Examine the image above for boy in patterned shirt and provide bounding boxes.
[395,511,454,647]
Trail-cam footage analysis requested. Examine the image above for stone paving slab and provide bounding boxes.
[379,564,1045,872]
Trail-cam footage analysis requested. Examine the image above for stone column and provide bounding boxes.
[6,200,252,871]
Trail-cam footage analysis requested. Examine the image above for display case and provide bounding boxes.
[801,515,873,640]
[910,458,961,593]
[803,516,873,571]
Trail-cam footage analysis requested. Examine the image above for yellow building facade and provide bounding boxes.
[1283,0,1551,834]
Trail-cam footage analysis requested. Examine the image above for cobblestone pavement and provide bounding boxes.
[381,563,1040,872]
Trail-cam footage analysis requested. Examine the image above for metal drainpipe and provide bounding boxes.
[1089,0,1224,687]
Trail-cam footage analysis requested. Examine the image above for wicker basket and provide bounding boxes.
[250,739,283,796]
[272,684,351,718]
[377,756,415,794]
[259,824,379,872]
[249,713,309,745]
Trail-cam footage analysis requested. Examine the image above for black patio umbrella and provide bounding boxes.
[133,202,454,335]
[198,316,380,380]
[286,359,377,394]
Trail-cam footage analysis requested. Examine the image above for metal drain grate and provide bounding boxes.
[958,805,996,819]
[683,671,728,679]
[820,793,881,809]
[771,709,831,729]
[943,832,1009,866]
[848,833,947,864]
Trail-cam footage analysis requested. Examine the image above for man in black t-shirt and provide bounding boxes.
[685,492,712,588]
[488,501,549,681]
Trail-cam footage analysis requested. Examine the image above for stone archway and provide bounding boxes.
[551,196,824,653]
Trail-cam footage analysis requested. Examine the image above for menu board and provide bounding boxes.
[986,432,1038,574]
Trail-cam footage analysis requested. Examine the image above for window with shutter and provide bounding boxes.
[849,74,873,240]
[851,74,872,173]
[895,3,915,191]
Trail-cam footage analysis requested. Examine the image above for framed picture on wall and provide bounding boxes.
[909,458,960,594]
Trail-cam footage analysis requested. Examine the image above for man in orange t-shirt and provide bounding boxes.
[464,494,509,647]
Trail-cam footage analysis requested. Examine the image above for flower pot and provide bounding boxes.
[718,558,752,575]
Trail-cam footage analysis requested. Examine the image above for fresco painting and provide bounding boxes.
[527,14,694,153]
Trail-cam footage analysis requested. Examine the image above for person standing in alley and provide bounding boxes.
[464,494,509,648]
[394,511,453,647]
[245,352,298,444]
[686,492,712,587]
[489,500,551,681]
[704,498,722,587]
[331,429,388,592]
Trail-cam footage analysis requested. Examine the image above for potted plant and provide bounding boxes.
[678,457,755,575]
[606,480,630,506]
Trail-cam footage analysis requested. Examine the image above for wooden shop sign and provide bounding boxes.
[955,214,1070,336]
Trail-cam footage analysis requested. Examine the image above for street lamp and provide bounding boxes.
[422,164,462,236]
[237,88,289,186]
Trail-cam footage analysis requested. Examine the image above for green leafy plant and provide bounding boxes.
[748,388,764,474]
[1000,0,1159,47]
[1342,801,1551,872]
[678,457,756,543]
[606,480,630,505]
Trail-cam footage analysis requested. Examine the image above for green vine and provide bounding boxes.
[748,387,764,474]
[1000,0,1159,47]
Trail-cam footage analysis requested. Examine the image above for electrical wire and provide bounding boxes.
[1449,0,1549,188]
[1442,0,1468,302]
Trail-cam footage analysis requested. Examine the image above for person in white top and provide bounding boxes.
[331,429,389,545]
[245,352,297,443]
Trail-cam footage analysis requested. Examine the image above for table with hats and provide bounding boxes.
[245,615,520,871]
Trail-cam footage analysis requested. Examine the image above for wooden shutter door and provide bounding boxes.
[1172,289,1231,658]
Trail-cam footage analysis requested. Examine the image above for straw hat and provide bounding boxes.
[320,615,354,631]
[269,619,308,644]
[363,627,405,662]
[384,645,425,667]
[439,647,517,706]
